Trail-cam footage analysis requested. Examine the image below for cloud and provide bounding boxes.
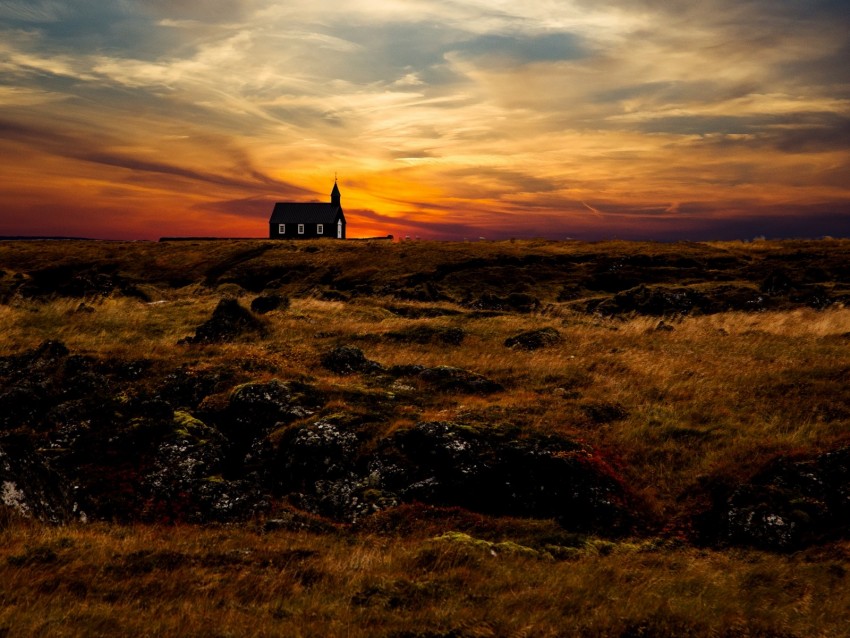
[453,32,587,64]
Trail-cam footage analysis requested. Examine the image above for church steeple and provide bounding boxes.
[331,176,341,207]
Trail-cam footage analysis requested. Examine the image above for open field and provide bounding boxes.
[1,238,850,636]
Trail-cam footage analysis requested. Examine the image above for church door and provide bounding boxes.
[337,220,342,238]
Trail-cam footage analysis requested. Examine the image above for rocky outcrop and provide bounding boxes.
[0,341,635,534]
[273,420,641,534]
[321,346,384,375]
[19,264,149,300]
[251,293,288,314]
[693,446,850,550]
[180,299,264,344]
[1,435,77,523]
[504,327,562,351]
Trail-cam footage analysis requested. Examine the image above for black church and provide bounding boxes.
[268,180,346,239]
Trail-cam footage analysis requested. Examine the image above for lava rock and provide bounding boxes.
[321,346,384,375]
[608,284,702,316]
[694,446,850,550]
[271,419,642,533]
[504,327,562,350]
[274,418,365,519]
[251,294,289,314]
[369,422,639,534]
[180,299,264,344]
[140,411,268,523]
[209,379,326,477]
[0,434,77,524]
[159,367,232,410]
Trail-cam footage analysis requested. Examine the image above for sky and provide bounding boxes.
[1,0,849,241]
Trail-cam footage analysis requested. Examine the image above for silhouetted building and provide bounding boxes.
[269,180,346,239]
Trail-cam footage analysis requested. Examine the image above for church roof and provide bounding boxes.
[269,202,343,225]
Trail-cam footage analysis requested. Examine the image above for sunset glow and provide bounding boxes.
[1,1,849,240]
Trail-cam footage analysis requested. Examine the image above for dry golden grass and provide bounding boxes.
[2,521,850,637]
[2,238,850,636]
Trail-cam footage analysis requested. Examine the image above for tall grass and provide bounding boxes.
[2,522,849,637]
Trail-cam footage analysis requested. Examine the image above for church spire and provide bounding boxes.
[331,176,341,207]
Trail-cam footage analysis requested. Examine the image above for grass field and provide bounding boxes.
[1,238,849,636]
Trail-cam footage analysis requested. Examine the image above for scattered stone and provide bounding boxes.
[321,346,384,375]
[251,293,289,314]
[179,299,264,344]
[504,327,562,350]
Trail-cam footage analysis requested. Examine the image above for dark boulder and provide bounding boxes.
[251,293,289,314]
[274,418,364,519]
[321,346,384,375]
[180,299,264,344]
[0,434,77,524]
[211,379,326,473]
[158,367,233,410]
[607,285,703,316]
[504,327,562,350]
[270,419,643,533]
[140,411,268,523]
[370,422,639,534]
[761,270,796,295]
[693,446,850,550]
